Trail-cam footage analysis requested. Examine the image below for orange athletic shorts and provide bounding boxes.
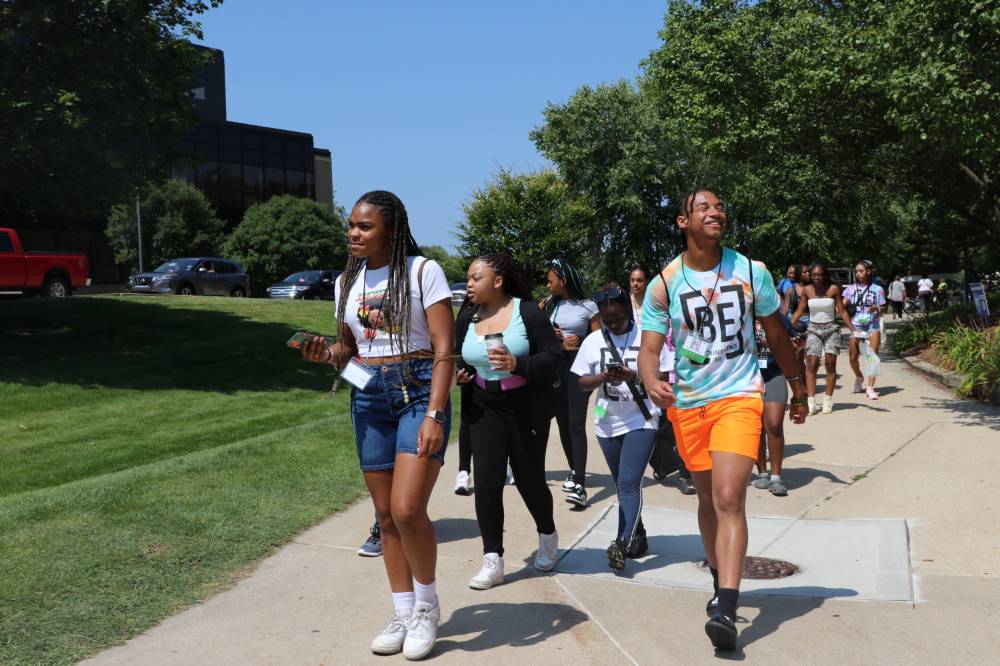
[667,396,763,472]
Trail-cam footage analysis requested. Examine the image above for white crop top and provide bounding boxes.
[808,297,836,324]
[335,256,452,357]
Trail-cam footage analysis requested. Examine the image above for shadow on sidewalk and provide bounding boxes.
[908,396,1000,431]
[434,602,588,654]
[554,534,705,577]
[776,466,848,490]
[715,586,859,660]
[434,517,481,545]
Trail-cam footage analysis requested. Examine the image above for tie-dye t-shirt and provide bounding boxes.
[641,248,781,409]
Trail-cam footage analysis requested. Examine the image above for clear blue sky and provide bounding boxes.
[194,1,668,251]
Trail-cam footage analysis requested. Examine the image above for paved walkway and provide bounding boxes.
[84,327,1000,665]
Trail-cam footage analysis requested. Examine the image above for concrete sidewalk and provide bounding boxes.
[84,334,1000,665]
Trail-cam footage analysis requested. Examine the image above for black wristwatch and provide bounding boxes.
[425,409,446,424]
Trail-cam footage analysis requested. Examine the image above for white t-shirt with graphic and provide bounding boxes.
[335,256,452,357]
[571,323,673,438]
[642,248,781,409]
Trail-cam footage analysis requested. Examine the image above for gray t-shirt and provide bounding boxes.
[549,298,598,338]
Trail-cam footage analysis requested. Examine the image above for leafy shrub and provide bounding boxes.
[223,195,348,295]
[932,325,1000,400]
[106,179,225,270]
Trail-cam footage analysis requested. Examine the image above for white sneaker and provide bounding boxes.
[454,470,471,495]
[370,612,409,655]
[821,395,834,414]
[469,553,504,590]
[402,602,440,660]
[506,464,515,485]
[807,397,820,415]
[852,377,864,393]
[534,530,559,571]
[561,471,576,492]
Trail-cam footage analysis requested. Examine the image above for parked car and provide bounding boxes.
[266,269,342,300]
[0,228,90,297]
[450,282,467,305]
[128,257,249,297]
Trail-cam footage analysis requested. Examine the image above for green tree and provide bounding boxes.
[106,178,224,270]
[421,245,467,284]
[223,194,348,295]
[0,0,222,220]
[457,169,598,289]
[532,81,699,277]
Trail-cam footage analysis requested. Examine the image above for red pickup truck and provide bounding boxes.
[0,228,91,297]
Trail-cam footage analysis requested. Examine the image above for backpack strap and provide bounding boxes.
[601,327,653,421]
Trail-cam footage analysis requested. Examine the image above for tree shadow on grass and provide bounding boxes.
[1,296,337,393]
[435,602,588,655]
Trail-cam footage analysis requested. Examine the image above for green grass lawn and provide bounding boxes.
[0,295,456,665]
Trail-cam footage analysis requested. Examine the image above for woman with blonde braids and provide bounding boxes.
[302,190,453,660]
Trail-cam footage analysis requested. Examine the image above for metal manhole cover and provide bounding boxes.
[700,557,799,580]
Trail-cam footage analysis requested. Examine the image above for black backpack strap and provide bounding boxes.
[601,327,653,421]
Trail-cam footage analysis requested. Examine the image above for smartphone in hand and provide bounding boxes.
[287,331,335,349]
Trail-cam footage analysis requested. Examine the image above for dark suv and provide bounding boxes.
[128,257,250,297]
[266,269,342,300]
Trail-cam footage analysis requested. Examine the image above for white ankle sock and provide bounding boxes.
[770,474,782,482]
[392,591,415,617]
[413,579,437,609]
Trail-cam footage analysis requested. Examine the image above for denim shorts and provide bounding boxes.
[350,358,451,471]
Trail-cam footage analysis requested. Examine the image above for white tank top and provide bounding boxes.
[808,297,835,324]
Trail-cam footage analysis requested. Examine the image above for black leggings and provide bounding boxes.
[552,354,592,486]
[467,384,555,556]
[458,384,472,473]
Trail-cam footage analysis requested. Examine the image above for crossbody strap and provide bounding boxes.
[600,327,653,421]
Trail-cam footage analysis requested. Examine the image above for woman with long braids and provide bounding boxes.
[542,259,600,508]
[301,191,454,660]
[638,188,807,652]
[790,262,856,414]
[456,253,562,589]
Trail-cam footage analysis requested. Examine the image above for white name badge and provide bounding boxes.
[679,334,710,363]
[341,358,376,390]
[758,357,769,369]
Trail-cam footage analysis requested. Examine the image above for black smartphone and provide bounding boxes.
[287,331,335,350]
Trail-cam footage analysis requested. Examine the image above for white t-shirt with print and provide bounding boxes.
[570,323,673,438]
[335,256,452,357]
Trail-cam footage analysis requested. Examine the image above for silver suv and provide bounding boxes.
[128,257,250,297]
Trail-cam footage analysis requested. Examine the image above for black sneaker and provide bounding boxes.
[705,612,738,651]
[565,484,589,508]
[677,477,697,495]
[626,522,648,559]
[606,540,626,571]
[705,595,719,617]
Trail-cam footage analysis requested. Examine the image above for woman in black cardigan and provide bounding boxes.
[455,253,562,590]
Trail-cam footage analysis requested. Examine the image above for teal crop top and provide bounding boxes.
[461,298,530,380]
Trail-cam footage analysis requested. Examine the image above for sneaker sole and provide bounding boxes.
[357,549,382,557]
[371,643,404,656]
[403,641,436,661]
[534,559,556,572]
[565,497,589,507]
[454,488,472,496]
[705,618,738,651]
[561,485,576,492]
[468,578,502,590]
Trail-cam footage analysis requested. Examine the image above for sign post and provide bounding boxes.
[969,282,990,318]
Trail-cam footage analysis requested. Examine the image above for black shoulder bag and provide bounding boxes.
[600,326,653,421]
[845,283,870,318]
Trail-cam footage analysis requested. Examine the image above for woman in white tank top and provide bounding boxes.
[791,262,856,414]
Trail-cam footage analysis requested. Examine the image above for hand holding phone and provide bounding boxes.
[287,331,334,349]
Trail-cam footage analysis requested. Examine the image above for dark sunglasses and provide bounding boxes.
[594,286,628,305]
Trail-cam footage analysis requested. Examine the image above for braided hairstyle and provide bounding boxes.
[544,258,587,314]
[477,252,532,300]
[336,190,423,359]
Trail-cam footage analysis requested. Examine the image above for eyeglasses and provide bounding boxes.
[594,286,627,304]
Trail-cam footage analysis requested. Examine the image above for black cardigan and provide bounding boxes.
[455,298,562,431]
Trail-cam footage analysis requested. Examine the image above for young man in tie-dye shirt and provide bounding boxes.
[637,189,808,652]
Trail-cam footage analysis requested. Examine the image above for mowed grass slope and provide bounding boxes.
[0,295,367,665]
